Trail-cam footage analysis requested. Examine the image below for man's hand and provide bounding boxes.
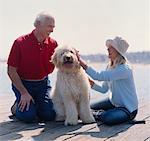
[18,92,34,112]
[7,66,35,112]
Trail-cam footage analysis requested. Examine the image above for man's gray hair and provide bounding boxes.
[34,12,54,27]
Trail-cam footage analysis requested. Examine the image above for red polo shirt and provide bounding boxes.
[7,30,58,80]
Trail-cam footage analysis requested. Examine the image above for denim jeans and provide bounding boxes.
[12,77,56,123]
[90,97,137,125]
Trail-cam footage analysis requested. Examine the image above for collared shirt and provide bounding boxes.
[7,30,58,80]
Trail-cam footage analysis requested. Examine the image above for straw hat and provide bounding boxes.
[106,36,129,58]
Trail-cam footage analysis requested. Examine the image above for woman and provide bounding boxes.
[77,36,138,125]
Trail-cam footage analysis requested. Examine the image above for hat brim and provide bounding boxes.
[106,40,126,59]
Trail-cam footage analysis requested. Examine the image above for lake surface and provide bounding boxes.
[0,62,150,101]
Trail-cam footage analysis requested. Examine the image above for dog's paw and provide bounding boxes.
[64,119,78,126]
[82,116,96,124]
[55,115,65,122]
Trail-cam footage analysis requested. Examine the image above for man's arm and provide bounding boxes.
[7,66,34,111]
[8,66,28,94]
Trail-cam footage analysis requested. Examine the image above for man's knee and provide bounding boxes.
[15,104,36,123]
[38,109,56,121]
[16,110,36,123]
[37,99,56,121]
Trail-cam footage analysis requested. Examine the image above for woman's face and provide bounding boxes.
[107,45,119,61]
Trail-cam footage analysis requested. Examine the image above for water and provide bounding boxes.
[0,62,150,101]
[0,62,57,94]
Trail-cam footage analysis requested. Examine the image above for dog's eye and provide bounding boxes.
[70,51,74,54]
[61,52,64,56]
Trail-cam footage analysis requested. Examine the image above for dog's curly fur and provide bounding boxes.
[51,45,95,126]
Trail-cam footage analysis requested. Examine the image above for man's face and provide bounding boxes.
[38,18,55,39]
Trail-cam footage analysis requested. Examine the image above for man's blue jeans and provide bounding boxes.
[12,77,56,123]
[90,98,137,125]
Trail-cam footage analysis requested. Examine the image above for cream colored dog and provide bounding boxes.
[51,46,95,126]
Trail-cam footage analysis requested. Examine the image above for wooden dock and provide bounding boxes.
[0,93,150,141]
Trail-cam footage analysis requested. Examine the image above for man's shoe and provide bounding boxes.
[11,101,17,116]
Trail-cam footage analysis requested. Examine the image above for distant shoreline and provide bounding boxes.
[0,60,149,67]
[1,51,150,64]
[81,51,150,65]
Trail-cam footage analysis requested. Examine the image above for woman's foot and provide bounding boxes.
[92,110,104,121]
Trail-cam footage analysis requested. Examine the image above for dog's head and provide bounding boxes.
[51,45,80,72]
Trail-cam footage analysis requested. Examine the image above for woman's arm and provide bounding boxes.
[92,81,109,93]
[76,51,129,81]
[86,65,130,81]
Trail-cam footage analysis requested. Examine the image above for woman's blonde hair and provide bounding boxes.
[108,54,127,69]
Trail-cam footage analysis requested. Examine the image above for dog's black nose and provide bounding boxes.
[64,56,73,64]
[65,56,71,61]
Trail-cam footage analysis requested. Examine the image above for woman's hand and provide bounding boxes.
[88,78,95,87]
[75,50,88,70]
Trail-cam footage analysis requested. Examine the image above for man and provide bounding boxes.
[7,12,58,123]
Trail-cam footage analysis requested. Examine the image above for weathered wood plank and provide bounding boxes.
[0,94,149,141]
[32,122,101,141]
[60,102,150,141]
[106,117,150,141]
[16,102,149,141]
[0,122,64,141]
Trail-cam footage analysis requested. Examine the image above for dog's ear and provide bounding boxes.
[50,52,57,65]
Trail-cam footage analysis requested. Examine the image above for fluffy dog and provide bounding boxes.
[51,46,95,126]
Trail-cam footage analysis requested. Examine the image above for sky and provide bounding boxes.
[0,0,149,59]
